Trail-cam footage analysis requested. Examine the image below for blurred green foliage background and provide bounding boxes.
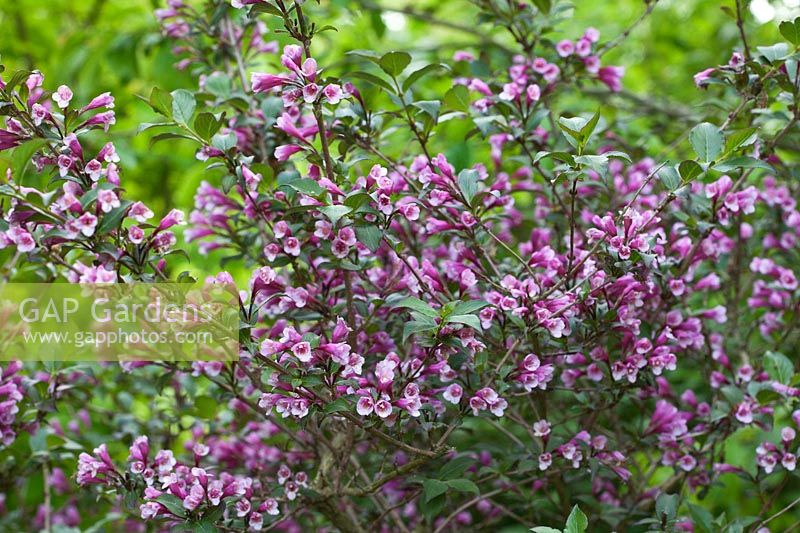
[0,0,798,527]
[0,0,790,283]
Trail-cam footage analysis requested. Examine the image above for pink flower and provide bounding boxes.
[84,111,116,131]
[264,498,280,516]
[284,237,301,257]
[453,50,475,62]
[443,384,463,404]
[323,84,343,104]
[499,83,521,101]
[158,209,185,230]
[52,85,74,109]
[356,396,374,416]
[693,68,715,87]
[374,399,392,418]
[85,159,103,181]
[249,511,263,531]
[31,104,49,126]
[274,144,303,162]
[291,341,312,363]
[251,72,288,93]
[338,227,356,246]
[76,212,98,237]
[81,92,115,113]
[584,27,600,42]
[575,37,592,57]
[597,66,624,92]
[678,455,697,472]
[97,189,120,213]
[331,238,350,259]
[556,40,574,57]
[526,84,541,103]
[533,419,551,437]
[7,227,36,252]
[129,202,154,222]
[303,83,320,103]
[140,502,160,520]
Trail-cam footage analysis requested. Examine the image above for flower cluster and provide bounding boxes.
[0,362,25,447]
[0,74,183,282]
[0,1,797,532]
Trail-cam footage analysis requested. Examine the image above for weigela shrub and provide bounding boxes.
[0,0,799,531]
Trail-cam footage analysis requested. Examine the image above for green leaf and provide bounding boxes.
[79,187,99,210]
[780,18,800,45]
[315,24,339,35]
[136,122,176,134]
[285,178,324,196]
[565,505,588,533]
[444,85,471,112]
[194,113,221,141]
[688,503,714,533]
[678,160,703,181]
[5,69,31,92]
[574,154,609,174]
[347,71,395,93]
[450,300,489,316]
[413,100,441,120]
[446,314,481,330]
[438,456,476,480]
[579,111,601,142]
[473,115,501,136]
[346,49,383,64]
[324,397,351,414]
[403,63,450,92]
[724,128,758,153]
[250,2,283,16]
[343,192,373,210]
[194,395,219,419]
[531,528,562,533]
[757,43,790,63]
[205,73,232,99]
[355,224,382,252]
[535,151,575,166]
[603,150,632,162]
[422,479,449,503]
[379,51,411,77]
[96,201,132,235]
[171,89,196,124]
[445,478,479,495]
[421,493,446,524]
[319,205,352,225]
[149,87,173,117]
[655,493,678,523]
[191,519,219,533]
[558,116,588,146]
[658,166,681,191]
[221,174,237,194]
[764,351,794,385]
[690,122,724,162]
[211,132,237,151]
[149,132,195,148]
[402,320,437,342]
[156,494,188,518]
[713,157,774,173]
[457,168,479,205]
[531,0,551,12]
[11,138,49,177]
[395,297,438,318]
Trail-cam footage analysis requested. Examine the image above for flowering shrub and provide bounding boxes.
[0,0,799,531]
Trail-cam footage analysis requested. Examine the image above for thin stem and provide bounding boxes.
[735,0,752,61]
